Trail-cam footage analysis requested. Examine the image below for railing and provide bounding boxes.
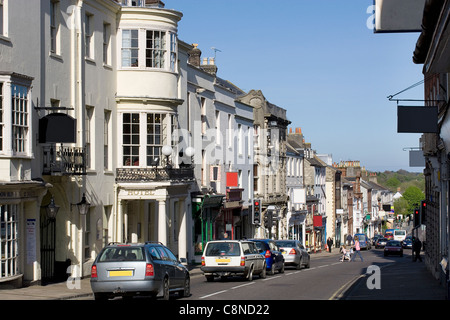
[116,167,194,183]
[42,145,86,175]
[119,0,164,8]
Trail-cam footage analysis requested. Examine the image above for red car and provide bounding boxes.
[384,240,403,257]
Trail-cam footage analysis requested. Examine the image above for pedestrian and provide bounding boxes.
[340,245,350,262]
[412,237,422,262]
[327,237,333,253]
[351,236,363,262]
[346,234,353,247]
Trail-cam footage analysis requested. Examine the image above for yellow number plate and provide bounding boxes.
[109,270,133,277]
[215,258,230,263]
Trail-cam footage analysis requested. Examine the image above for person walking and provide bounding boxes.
[412,237,422,262]
[351,236,363,262]
[327,237,333,253]
[346,234,353,247]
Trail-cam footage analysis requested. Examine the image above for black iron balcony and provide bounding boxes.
[42,145,87,176]
[116,166,195,183]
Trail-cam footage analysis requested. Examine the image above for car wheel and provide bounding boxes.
[247,266,254,281]
[279,263,284,274]
[205,275,214,282]
[268,263,275,275]
[296,258,302,270]
[161,277,170,300]
[182,276,190,297]
[260,263,267,279]
[305,258,310,268]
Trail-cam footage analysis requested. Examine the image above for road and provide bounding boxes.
[186,247,401,300]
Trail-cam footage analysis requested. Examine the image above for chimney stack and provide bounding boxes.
[188,44,202,67]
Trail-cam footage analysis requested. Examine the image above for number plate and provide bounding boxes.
[109,270,133,277]
[215,258,230,263]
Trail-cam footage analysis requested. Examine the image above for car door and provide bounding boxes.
[270,241,283,267]
[162,247,185,288]
[154,246,176,286]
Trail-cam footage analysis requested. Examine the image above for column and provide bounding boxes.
[158,200,167,245]
[178,199,187,261]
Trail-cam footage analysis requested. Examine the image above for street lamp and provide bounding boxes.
[73,193,91,215]
[162,145,173,168]
[45,196,60,221]
[185,146,195,167]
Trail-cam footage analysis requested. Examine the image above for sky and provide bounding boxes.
[167,0,426,173]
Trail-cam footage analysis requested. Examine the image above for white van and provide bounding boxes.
[393,229,407,241]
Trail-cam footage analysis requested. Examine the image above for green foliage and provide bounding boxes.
[375,170,424,194]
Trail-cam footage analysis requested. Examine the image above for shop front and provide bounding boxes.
[0,181,48,288]
[192,193,224,262]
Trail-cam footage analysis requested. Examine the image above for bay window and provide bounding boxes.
[122,112,176,167]
[121,28,177,71]
[0,73,32,157]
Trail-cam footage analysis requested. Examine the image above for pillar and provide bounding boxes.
[158,200,167,245]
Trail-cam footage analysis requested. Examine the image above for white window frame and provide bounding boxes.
[50,0,60,54]
[0,204,19,280]
[84,12,94,59]
[11,84,30,155]
[121,29,139,68]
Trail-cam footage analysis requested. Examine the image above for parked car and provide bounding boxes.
[384,240,403,257]
[354,233,371,250]
[90,242,190,300]
[250,239,285,275]
[371,234,383,246]
[201,240,266,282]
[402,236,413,249]
[375,237,388,249]
[275,240,310,270]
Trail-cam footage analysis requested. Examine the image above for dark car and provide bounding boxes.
[375,237,388,249]
[384,240,403,257]
[371,234,383,246]
[250,239,285,275]
[90,242,190,300]
[402,236,413,249]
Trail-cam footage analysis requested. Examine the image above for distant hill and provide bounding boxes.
[372,170,425,194]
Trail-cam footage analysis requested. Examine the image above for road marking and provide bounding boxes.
[199,290,228,299]
[231,282,256,290]
[262,275,282,281]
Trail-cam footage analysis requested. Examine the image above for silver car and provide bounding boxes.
[275,240,310,270]
[90,242,190,300]
[201,240,266,281]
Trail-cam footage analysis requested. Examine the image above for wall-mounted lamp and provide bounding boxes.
[71,193,91,215]
[45,196,60,221]
[162,145,173,168]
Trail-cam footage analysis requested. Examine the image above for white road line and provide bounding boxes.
[231,282,256,290]
[262,275,282,281]
[199,290,228,299]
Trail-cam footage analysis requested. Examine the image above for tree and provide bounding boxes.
[402,186,425,214]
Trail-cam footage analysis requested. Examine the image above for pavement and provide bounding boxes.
[0,249,447,301]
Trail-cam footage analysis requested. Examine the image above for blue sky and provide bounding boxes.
[168,0,425,172]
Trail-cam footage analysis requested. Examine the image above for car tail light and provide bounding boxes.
[265,250,271,258]
[201,256,205,266]
[289,249,297,255]
[145,263,154,277]
[91,265,98,278]
[240,257,246,266]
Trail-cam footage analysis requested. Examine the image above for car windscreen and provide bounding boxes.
[356,235,366,241]
[387,241,401,247]
[98,246,145,262]
[205,242,241,256]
